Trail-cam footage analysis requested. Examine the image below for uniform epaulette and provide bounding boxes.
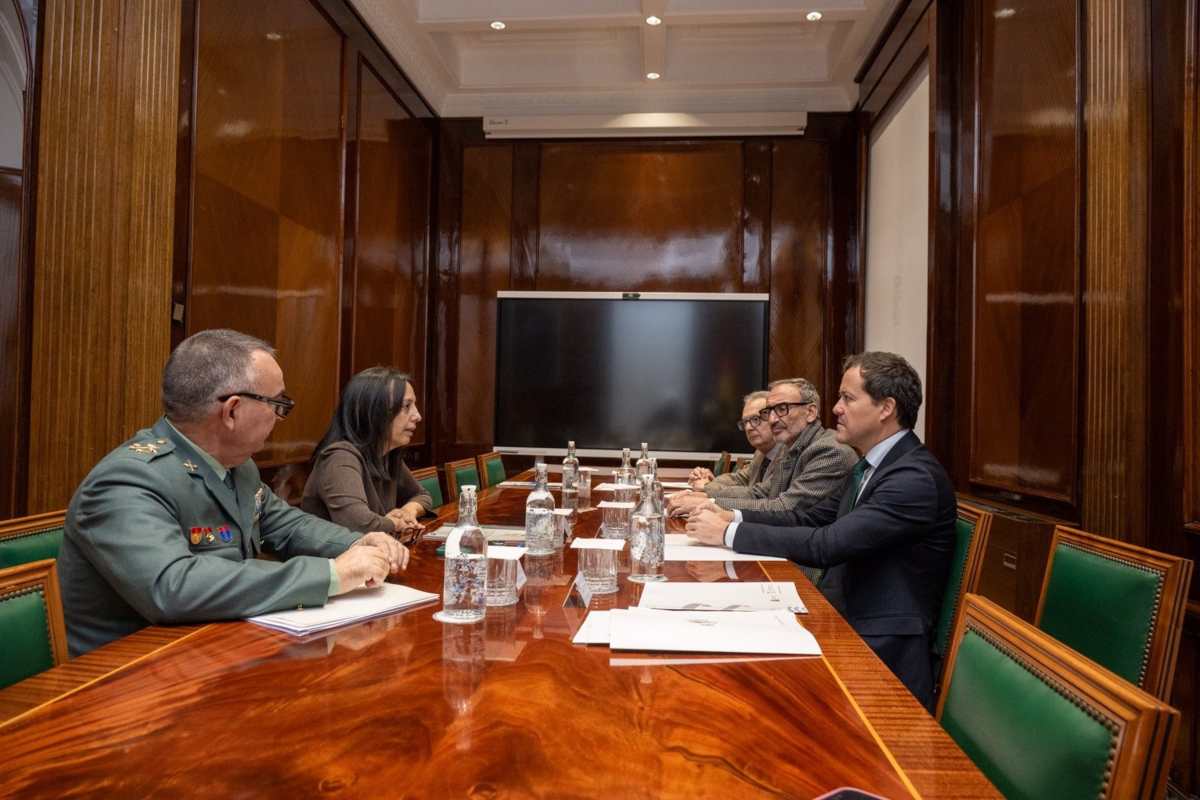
[125,437,175,461]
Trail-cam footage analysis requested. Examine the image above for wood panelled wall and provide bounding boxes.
[862,0,1200,791]
[177,0,435,485]
[27,0,180,513]
[7,0,436,513]
[431,118,859,466]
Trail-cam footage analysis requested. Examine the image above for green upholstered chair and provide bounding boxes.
[1035,525,1193,701]
[410,466,444,508]
[711,452,730,476]
[932,502,993,660]
[0,559,69,690]
[938,593,1178,800]
[444,458,481,500]
[476,452,506,489]
[0,511,67,569]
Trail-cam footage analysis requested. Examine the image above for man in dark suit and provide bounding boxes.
[686,351,955,708]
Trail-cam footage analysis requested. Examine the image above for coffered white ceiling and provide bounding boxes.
[349,0,900,118]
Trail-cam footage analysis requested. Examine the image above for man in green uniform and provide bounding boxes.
[58,329,409,656]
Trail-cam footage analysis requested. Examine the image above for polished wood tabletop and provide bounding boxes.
[0,480,999,799]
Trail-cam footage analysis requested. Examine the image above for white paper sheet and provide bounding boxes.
[594,482,638,492]
[637,581,806,613]
[425,525,525,542]
[608,608,820,655]
[247,582,439,636]
[597,500,635,509]
[497,480,562,489]
[659,481,691,489]
[664,544,786,562]
[572,610,611,644]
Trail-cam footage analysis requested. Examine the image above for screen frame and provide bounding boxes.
[492,290,770,458]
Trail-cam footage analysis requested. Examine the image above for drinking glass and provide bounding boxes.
[579,548,618,594]
[485,555,519,606]
[576,467,595,508]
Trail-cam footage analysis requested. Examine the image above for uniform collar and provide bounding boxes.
[162,417,229,481]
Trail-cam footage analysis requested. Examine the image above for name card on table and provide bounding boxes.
[570,537,625,550]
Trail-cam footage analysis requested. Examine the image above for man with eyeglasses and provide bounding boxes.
[684,390,780,497]
[667,378,855,516]
[58,329,410,656]
[686,352,955,708]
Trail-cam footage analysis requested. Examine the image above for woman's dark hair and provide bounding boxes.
[312,367,412,479]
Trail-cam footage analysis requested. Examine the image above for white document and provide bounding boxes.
[597,500,635,509]
[664,544,785,562]
[425,525,525,542]
[659,481,691,489]
[572,610,611,644]
[247,582,439,636]
[594,482,638,492]
[570,537,625,550]
[638,581,806,613]
[608,608,820,656]
[497,480,534,488]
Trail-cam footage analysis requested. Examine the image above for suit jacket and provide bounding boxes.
[704,445,778,495]
[59,418,361,656]
[708,423,856,512]
[734,431,956,707]
[300,441,434,532]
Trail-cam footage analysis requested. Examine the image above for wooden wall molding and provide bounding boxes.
[28,0,180,512]
[1185,0,1200,534]
[1080,0,1150,544]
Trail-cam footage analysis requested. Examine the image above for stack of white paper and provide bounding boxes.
[573,607,819,656]
[247,582,438,636]
[425,525,525,542]
[497,480,561,489]
[661,533,786,562]
[638,581,806,613]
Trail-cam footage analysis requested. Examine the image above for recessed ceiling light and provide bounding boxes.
[645,15,662,26]
[806,11,823,22]
[646,72,661,80]
[265,32,282,41]
[490,20,506,30]
[994,8,1015,18]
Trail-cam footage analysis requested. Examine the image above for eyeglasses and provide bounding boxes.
[736,415,766,431]
[760,401,814,421]
[218,391,295,419]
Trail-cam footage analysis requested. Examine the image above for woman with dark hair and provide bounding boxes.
[301,367,432,540]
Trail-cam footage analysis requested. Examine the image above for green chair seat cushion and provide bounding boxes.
[934,517,976,656]
[1039,543,1161,686]
[941,629,1114,800]
[484,458,505,487]
[418,476,444,508]
[454,465,480,492]
[0,589,55,689]
[0,528,64,569]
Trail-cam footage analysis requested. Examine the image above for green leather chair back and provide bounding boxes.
[454,464,480,494]
[940,628,1115,800]
[933,516,977,657]
[0,585,57,689]
[1038,542,1162,687]
[483,457,506,488]
[0,525,65,569]
[418,474,444,507]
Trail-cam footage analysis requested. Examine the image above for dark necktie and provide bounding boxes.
[847,458,869,510]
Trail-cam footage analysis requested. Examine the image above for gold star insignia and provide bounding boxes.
[182,459,199,472]
[129,442,159,455]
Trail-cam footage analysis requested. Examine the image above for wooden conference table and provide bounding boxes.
[0,478,999,798]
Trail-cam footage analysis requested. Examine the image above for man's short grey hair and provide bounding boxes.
[162,329,276,423]
[767,377,820,409]
[741,389,770,405]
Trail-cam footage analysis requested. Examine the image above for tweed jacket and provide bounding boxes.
[703,444,780,496]
[706,423,856,512]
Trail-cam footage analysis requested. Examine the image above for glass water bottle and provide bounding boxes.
[525,462,557,555]
[434,485,488,624]
[630,473,666,583]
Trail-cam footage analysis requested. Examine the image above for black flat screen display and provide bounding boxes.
[494,296,768,453]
